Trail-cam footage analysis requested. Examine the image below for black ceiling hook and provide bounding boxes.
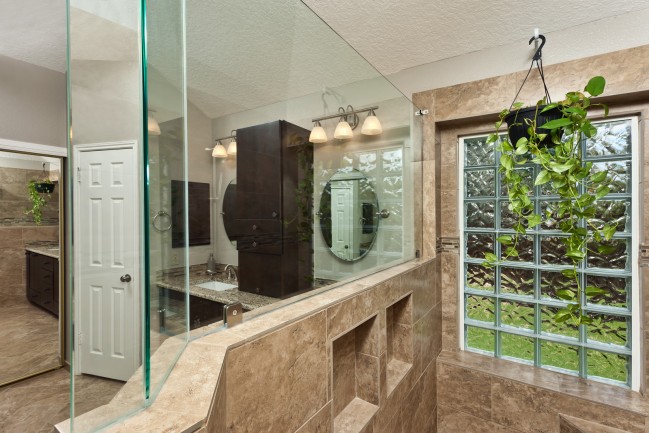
[528,34,546,61]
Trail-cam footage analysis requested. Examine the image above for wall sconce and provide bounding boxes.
[148,110,161,136]
[206,131,237,158]
[227,130,237,155]
[310,105,381,143]
[309,120,328,143]
[211,140,227,158]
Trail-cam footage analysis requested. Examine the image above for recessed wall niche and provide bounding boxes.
[332,315,379,433]
[385,294,413,396]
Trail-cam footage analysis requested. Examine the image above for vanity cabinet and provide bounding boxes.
[235,120,313,299]
[26,251,59,316]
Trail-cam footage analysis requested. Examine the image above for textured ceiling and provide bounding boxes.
[300,0,649,74]
[0,0,66,71]
[4,0,649,118]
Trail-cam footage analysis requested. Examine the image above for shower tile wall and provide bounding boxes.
[0,167,59,302]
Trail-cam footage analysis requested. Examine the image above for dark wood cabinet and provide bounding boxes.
[26,251,59,317]
[235,120,313,299]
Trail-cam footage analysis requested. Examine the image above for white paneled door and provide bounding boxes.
[75,143,139,381]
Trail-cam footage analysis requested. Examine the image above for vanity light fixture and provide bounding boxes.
[148,110,161,136]
[311,105,381,142]
[212,140,227,158]
[227,130,237,155]
[309,120,328,143]
[361,108,382,135]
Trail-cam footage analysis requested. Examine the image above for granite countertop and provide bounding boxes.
[24,241,60,259]
[156,267,278,311]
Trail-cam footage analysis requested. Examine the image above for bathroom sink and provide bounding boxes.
[196,281,237,292]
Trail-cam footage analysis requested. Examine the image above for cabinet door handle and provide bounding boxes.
[120,274,132,283]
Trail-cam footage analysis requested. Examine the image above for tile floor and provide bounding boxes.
[0,368,123,433]
[0,295,59,385]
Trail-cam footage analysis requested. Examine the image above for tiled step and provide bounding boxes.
[560,414,631,433]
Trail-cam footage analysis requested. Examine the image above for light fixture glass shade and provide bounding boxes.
[227,139,237,155]
[148,114,161,135]
[334,120,353,140]
[212,142,227,158]
[361,113,382,135]
[309,124,328,143]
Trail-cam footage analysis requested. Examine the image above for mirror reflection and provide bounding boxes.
[0,151,63,386]
[319,169,379,261]
[222,179,238,245]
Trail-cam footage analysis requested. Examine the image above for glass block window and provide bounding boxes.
[461,118,638,387]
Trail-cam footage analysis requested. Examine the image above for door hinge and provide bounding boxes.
[77,166,81,183]
[78,330,83,346]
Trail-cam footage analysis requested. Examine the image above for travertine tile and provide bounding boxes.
[400,378,430,433]
[413,89,436,162]
[356,353,379,405]
[205,367,226,433]
[491,377,559,433]
[333,398,377,433]
[560,414,630,433]
[423,159,436,259]
[437,362,491,419]
[392,324,413,364]
[333,331,356,417]
[295,402,332,433]
[440,189,458,237]
[356,316,379,357]
[435,74,517,121]
[409,264,435,323]
[437,405,519,433]
[441,252,459,351]
[225,312,327,433]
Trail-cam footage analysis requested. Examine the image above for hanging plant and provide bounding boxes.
[26,179,52,225]
[482,35,617,326]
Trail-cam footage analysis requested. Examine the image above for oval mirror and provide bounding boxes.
[222,179,238,244]
[318,169,379,261]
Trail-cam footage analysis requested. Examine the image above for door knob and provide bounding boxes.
[120,274,132,283]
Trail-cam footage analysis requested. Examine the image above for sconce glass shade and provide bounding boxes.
[212,142,227,158]
[227,139,237,155]
[361,111,382,135]
[309,122,328,143]
[148,113,161,136]
[334,119,353,140]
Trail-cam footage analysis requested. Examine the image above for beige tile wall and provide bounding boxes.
[412,45,649,432]
[201,259,440,433]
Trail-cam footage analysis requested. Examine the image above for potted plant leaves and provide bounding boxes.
[483,75,616,326]
[26,163,56,225]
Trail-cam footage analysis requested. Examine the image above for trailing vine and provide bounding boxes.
[483,76,617,325]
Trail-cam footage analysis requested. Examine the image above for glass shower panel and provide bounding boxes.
[183,0,417,337]
[143,0,190,402]
[67,0,147,431]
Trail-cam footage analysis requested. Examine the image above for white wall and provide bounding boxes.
[0,54,67,148]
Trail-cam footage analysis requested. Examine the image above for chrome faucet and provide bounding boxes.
[224,264,238,282]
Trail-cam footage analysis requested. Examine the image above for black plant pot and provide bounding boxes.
[34,182,55,194]
[504,105,563,148]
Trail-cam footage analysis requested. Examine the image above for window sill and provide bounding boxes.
[437,350,648,417]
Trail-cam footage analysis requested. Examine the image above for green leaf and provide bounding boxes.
[590,171,607,183]
[534,169,551,186]
[557,289,576,301]
[540,118,572,130]
[500,154,514,170]
[496,235,513,245]
[554,309,573,323]
[595,185,610,200]
[487,133,498,144]
[602,224,617,240]
[540,103,559,113]
[548,162,574,173]
[578,315,593,325]
[526,214,542,228]
[597,244,617,255]
[585,286,606,296]
[584,76,606,97]
[565,250,586,260]
[515,143,529,155]
[505,246,519,257]
[484,253,498,263]
[561,269,577,279]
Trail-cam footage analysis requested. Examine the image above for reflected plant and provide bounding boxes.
[26,179,52,225]
[484,76,618,326]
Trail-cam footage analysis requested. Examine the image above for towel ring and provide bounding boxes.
[152,210,172,232]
